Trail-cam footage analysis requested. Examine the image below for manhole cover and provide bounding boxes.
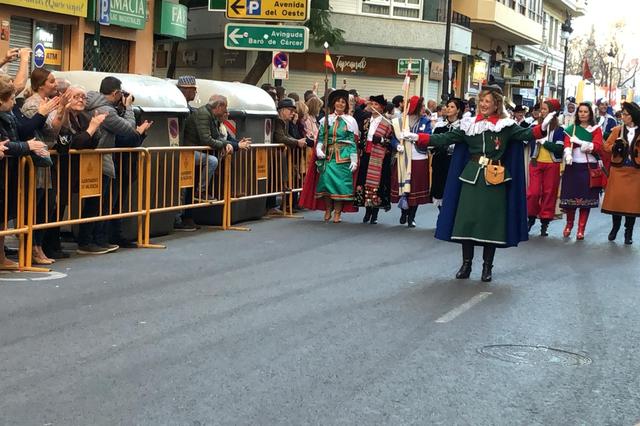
[478,345,592,366]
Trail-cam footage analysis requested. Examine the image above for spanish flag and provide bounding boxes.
[324,47,336,73]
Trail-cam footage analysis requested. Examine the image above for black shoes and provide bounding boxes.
[481,262,493,282]
[624,227,633,245]
[363,208,372,223]
[540,220,549,237]
[399,210,407,224]
[455,261,472,279]
[407,220,416,228]
[609,225,620,241]
[527,216,536,232]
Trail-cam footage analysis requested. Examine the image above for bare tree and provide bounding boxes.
[566,23,639,89]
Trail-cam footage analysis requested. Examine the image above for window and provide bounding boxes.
[361,0,423,19]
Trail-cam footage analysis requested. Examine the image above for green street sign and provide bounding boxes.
[109,0,147,29]
[397,59,422,75]
[209,0,225,10]
[224,23,309,53]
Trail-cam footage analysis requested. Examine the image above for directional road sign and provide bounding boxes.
[397,59,422,75]
[224,23,309,53]
[226,0,309,22]
[208,0,225,10]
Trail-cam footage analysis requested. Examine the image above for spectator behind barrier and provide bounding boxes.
[0,75,51,268]
[83,76,152,251]
[183,94,251,201]
[61,86,112,255]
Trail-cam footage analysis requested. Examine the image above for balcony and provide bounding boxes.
[453,0,544,45]
[544,0,587,17]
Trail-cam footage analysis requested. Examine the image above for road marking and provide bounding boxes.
[435,292,492,323]
[0,271,68,282]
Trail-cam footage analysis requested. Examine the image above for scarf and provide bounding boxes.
[364,119,392,206]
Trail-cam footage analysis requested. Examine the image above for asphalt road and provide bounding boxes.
[1,205,639,425]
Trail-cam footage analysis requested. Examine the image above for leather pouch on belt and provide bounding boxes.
[485,160,505,185]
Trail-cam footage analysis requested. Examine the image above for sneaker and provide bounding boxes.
[77,244,109,255]
[111,240,137,249]
[99,243,120,253]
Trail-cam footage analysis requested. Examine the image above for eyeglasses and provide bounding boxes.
[621,111,630,116]
[72,94,87,101]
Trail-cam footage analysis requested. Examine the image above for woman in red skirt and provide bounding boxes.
[391,96,432,228]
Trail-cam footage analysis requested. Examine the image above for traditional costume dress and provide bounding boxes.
[430,118,460,208]
[526,100,565,236]
[390,96,432,228]
[411,111,546,282]
[299,90,359,220]
[601,113,640,244]
[354,95,394,224]
[560,124,604,240]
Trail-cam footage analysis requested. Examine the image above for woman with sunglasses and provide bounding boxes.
[601,101,640,244]
[560,102,604,240]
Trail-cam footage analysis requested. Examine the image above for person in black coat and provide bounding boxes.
[0,75,52,268]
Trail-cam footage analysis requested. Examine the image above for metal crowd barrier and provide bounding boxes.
[3,144,307,273]
[0,157,36,271]
[285,146,311,215]
[141,146,227,247]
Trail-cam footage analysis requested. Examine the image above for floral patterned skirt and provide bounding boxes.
[560,163,600,209]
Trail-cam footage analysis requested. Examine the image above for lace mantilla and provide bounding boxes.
[459,116,516,136]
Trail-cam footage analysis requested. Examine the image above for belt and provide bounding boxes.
[469,154,498,166]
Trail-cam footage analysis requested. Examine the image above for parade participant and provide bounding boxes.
[391,96,432,228]
[405,86,551,282]
[309,90,358,223]
[596,99,617,140]
[562,99,577,127]
[560,102,604,240]
[354,95,394,224]
[513,105,528,127]
[430,97,463,210]
[526,103,539,126]
[526,99,565,236]
[601,101,640,244]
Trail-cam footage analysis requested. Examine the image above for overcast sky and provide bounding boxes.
[572,0,640,58]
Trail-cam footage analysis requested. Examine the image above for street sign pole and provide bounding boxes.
[419,59,425,98]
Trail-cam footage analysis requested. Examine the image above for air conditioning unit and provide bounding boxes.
[512,60,534,76]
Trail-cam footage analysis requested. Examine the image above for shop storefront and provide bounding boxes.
[0,0,155,75]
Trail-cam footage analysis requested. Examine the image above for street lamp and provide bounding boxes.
[560,14,573,102]
[607,46,618,103]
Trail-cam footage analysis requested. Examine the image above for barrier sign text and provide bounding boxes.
[180,151,195,188]
[256,149,268,180]
[79,153,102,198]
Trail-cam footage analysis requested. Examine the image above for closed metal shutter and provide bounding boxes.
[8,17,33,77]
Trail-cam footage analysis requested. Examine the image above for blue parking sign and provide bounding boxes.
[247,0,261,15]
[33,43,45,68]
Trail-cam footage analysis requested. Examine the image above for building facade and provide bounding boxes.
[154,0,472,101]
[0,0,185,76]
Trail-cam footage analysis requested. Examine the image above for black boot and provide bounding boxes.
[624,217,635,245]
[540,219,550,237]
[363,207,372,223]
[456,243,474,279]
[399,209,408,225]
[481,245,496,283]
[407,206,418,228]
[527,216,536,232]
[609,215,622,241]
[370,208,379,225]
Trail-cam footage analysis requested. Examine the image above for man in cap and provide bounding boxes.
[513,105,529,127]
[354,94,394,224]
[174,76,200,231]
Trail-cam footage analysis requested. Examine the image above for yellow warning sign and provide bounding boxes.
[179,151,195,188]
[79,153,102,198]
[256,149,268,180]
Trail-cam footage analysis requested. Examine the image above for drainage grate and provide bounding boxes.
[478,345,592,366]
